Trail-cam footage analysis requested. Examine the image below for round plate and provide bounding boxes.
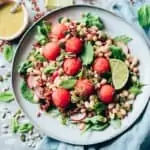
[12,5,150,145]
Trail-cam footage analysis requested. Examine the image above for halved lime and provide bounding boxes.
[110,59,129,90]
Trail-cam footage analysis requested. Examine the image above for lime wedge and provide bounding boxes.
[45,0,73,9]
[110,59,129,90]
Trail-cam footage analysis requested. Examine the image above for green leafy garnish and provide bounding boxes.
[110,119,121,129]
[21,82,36,103]
[0,91,14,102]
[129,80,143,96]
[85,115,107,124]
[35,21,51,45]
[3,45,13,62]
[109,45,126,61]
[18,61,33,75]
[91,123,109,131]
[82,13,104,29]
[138,4,150,29]
[93,101,106,115]
[80,42,94,65]
[11,117,19,133]
[113,35,132,44]
[59,78,76,89]
[32,51,46,62]
[18,123,33,133]
[44,65,56,74]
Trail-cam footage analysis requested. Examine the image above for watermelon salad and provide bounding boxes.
[18,13,143,132]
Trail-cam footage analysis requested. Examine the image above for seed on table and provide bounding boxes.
[1,128,8,134]
[2,123,9,128]
[1,112,6,119]
[20,134,26,142]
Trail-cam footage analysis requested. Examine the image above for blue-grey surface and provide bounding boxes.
[37,0,150,150]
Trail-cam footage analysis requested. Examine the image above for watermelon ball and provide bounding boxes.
[52,88,71,108]
[51,24,68,39]
[75,79,94,97]
[43,42,60,60]
[93,57,110,74]
[98,84,115,104]
[65,37,83,54]
[63,58,82,76]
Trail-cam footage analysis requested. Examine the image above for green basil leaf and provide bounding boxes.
[11,118,19,133]
[91,123,109,131]
[82,13,104,29]
[110,119,121,129]
[59,78,76,89]
[113,35,132,44]
[18,123,33,133]
[18,61,33,75]
[3,45,13,62]
[138,4,150,29]
[44,65,56,74]
[21,82,36,103]
[0,91,14,102]
[80,42,94,65]
[109,45,126,61]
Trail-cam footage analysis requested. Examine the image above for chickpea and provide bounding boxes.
[128,93,135,100]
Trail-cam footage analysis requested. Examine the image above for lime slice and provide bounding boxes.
[45,0,73,9]
[110,59,129,90]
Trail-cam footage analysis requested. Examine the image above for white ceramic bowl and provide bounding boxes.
[0,0,29,41]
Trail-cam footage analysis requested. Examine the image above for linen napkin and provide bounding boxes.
[37,0,150,150]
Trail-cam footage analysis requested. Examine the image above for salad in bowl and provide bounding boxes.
[18,13,143,132]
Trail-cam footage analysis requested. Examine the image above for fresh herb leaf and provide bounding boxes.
[85,115,106,124]
[18,123,33,133]
[59,78,76,89]
[0,91,14,102]
[113,35,132,44]
[93,101,106,115]
[60,114,67,125]
[35,21,51,45]
[91,123,109,131]
[3,45,13,62]
[33,51,46,62]
[138,4,150,29]
[82,13,104,29]
[129,80,143,96]
[44,65,56,74]
[110,119,121,129]
[109,45,126,61]
[21,82,36,103]
[80,42,94,65]
[11,117,19,133]
[18,61,33,75]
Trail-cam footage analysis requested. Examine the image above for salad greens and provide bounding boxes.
[80,42,94,65]
[82,13,104,29]
[3,45,13,62]
[59,78,76,89]
[138,4,150,29]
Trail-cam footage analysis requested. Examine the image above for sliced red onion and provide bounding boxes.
[34,87,45,99]
[70,112,86,122]
[27,75,38,89]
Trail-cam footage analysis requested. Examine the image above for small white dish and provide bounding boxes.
[0,0,29,41]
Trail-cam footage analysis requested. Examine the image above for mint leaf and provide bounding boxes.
[3,45,13,62]
[0,91,14,102]
[21,82,36,103]
[59,78,76,89]
[138,4,150,29]
[109,45,126,61]
[82,13,104,29]
[113,35,132,44]
[80,42,94,65]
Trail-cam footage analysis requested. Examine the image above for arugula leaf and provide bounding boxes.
[44,65,56,74]
[18,61,33,75]
[3,45,13,62]
[21,82,36,103]
[138,4,150,29]
[91,123,109,131]
[59,78,76,89]
[82,13,104,29]
[109,45,126,61]
[80,42,94,65]
[35,21,51,45]
[18,123,33,133]
[113,35,132,44]
[110,119,121,129]
[129,80,143,96]
[0,91,14,102]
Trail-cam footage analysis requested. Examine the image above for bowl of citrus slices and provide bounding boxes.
[12,5,150,145]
